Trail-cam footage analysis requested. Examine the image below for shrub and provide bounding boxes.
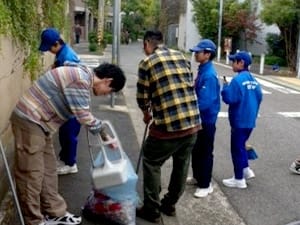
[89,42,98,52]
[88,31,98,44]
[104,32,113,44]
[265,55,287,67]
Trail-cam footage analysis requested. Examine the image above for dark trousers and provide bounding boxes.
[191,123,216,188]
[142,133,197,214]
[58,117,81,166]
[75,35,80,44]
[231,128,253,179]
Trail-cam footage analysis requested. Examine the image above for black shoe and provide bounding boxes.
[160,204,176,216]
[136,206,161,223]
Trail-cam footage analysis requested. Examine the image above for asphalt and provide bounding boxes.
[53,41,300,225]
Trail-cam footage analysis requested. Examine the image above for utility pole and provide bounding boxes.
[111,0,121,107]
[112,0,120,65]
[217,0,223,62]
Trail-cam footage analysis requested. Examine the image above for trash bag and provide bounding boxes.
[82,151,139,225]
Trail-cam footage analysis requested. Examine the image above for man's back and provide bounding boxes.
[137,46,200,132]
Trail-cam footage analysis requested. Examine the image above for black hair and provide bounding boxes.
[93,63,126,92]
[143,30,163,46]
[143,30,163,41]
[203,50,216,60]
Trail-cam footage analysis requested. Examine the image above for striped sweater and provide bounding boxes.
[14,64,102,134]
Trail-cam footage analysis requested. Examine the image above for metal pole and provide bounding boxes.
[0,141,25,225]
[111,0,121,108]
[112,0,120,65]
[217,0,223,62]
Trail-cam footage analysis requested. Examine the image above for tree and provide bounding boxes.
[121,0,160,39]
[84,0,160,41]
[260,0,299,72]
[223,0,261,50]
[191,0,219,43]
[191,0,261,53]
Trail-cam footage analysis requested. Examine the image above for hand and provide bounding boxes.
[100,131,118,149]
[223,76,228,85]
[143,110,152,124]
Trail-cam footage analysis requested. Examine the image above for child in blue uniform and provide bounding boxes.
[221,51,263,188]
[188,39,220,198]
[39,28,81,175]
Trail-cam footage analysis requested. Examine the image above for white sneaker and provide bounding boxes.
[222,177,247,189]
[194,184,213,198]
[45,211,82,225]
[57,161,78,175]
[243,167,255,179]
[289,161,300,175]
[186,176,197,185]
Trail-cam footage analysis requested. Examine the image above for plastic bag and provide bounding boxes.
[82,151,139,225]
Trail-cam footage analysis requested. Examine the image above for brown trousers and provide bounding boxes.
[11,113,67,225]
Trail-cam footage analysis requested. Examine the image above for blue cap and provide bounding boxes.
[189,39,216,53]
[228,51,252,66]
[39,28,61,51]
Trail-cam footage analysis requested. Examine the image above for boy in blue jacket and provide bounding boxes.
[188,39,220,197]
[39,28,81,175]
[221,51,262,188]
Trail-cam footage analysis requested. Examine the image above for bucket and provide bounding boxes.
[87,121,128,189]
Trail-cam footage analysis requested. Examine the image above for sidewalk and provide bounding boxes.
[69,41,300,225]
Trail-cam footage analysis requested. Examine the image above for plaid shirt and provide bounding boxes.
[137,46,200,132]
[14,64,102,134]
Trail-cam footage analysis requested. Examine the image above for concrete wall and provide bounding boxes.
[0,37,54,225]
[178,0,200,52]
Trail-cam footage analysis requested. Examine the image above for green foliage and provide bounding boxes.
[191,0,260,50]
[88,31,98,43]
[261,0,297,27]
[0,0,67,80]
[261,0,299,71]
[265,55,287,67]
[191,0,219,43]
[104,31,113,44]
[121,0,160,40]
[265,33,286,58]
[89,42,98,52]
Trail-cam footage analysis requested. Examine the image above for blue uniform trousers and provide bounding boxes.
[231,128,253,179]
[58,117,81,166]
[191,123,216,188]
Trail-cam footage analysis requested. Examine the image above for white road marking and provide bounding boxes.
[218,112,228,117]
[256,78,300,94]
[98,105,129,113]
[277,112,300,118]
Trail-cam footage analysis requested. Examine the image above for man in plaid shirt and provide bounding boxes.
[136,30,201,223]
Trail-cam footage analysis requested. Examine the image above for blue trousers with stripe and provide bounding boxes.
[58,117,81,166]
[231,128,253,179]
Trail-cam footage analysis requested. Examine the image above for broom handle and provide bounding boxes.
[136,123,149,173]
[0,140,25,225]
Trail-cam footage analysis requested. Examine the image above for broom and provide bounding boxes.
[246,144,258,160]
